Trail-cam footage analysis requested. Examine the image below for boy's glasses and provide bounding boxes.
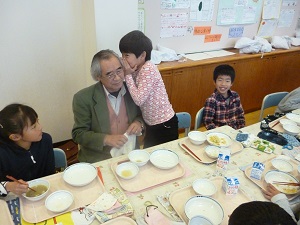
[104,68,124,80]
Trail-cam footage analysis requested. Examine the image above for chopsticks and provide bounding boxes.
[181,143,202,162]
[272,181,300,186]
[6,175,36,192]
[270,120,280,128]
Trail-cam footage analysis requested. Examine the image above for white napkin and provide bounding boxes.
[110,133,136,157]
[87,192,117,211]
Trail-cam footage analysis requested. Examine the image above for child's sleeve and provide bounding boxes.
[203,99,216,130]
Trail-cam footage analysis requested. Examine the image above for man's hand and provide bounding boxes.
[104,134,128,148]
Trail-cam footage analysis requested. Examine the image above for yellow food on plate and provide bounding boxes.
[209,135,227,146]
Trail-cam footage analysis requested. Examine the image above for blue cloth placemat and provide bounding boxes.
[6,197,21,225]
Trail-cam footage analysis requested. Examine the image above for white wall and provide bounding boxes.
[0,0,138,143]
[0,0,97,142]
[94,0,138,55]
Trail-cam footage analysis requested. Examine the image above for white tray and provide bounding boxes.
[20,171,105,223]
[169,177,251,225]
[111,159,185,192]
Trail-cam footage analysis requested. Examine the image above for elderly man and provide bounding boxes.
[72,50,143,163]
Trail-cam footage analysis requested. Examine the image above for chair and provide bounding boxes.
[259,91,289,121]
[53,148,67,172]
[176,112,191,137]
[194,107,204,131]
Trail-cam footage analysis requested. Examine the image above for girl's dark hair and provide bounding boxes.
[119,30,152,61]
[0,104,38,141]
[213,64,235,82]
[229,201,297,225]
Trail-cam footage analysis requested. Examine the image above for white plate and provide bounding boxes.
[279,118,297,126]
[286,113,300,125]
[192,179,217,196]
[204,145,220,159]
[206,132,232,147]
[189,215,213,225]
[63,163,97,186]
[150,149,179,169]
[116,162,139,179]
[264,170,299,194]
[184,196,224,225]
[45,190,74,213]
[271,158,293,173]
[292,109,300,115]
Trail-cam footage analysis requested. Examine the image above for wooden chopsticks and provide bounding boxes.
[272,181,300,186]
[6,175,36,192]
[181,143,202,161]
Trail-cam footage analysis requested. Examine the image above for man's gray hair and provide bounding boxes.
[90,49,122,81]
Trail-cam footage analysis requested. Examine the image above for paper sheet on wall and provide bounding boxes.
[190,0,215,22]
[228,26,244,38]
[217,0,263,25]
[160,12,188,38]
[138,9,145,33]
[161,0,190,9]
[257,19,279,37]
[262,0,282,19]
[278,9,295,27]
[282,0,297,6]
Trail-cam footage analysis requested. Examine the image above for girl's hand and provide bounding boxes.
[121,58,137,75]
[262,183,280,200]
[6,180,29,195]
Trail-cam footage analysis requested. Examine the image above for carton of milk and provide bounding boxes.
[216,149,231,176]
[222,176,240,195]
[250,162,265,180]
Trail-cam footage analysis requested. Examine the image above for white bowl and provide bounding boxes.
[298,164,300,175]
[63,163,97,186]
[206,132,232,147]
[45,190,74,213]
[22,179,50,202]
[188,215,213,225]
[128,150,150,167]
[188,131,207,145]
[192,179,217,196]
[184,196,224,225]
[280,118,297,126]
[204,145,220,159]
[282,124,300,136]
[264,170,299,194]
[271,158,293,173]
[150,149,179,169]
[286,113,300,125]
[116,162,139,179]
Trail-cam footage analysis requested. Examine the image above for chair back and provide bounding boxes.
[176,112,191,137]
[194,107,204,130]
[259,91,289,121]
[53,148,67,172]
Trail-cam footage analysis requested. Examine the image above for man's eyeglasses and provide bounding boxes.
[104,68,123,80]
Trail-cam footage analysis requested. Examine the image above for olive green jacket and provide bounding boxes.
[72,82,142,163]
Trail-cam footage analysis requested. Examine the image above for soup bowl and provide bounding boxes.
[22,179,50,201]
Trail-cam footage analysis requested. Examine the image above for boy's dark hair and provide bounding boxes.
[119,30,152,61]
[213,64,235,82]
[0,104,38,141]
[228,201,297,225]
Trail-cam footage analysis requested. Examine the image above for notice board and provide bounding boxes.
[139,0,300,54]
